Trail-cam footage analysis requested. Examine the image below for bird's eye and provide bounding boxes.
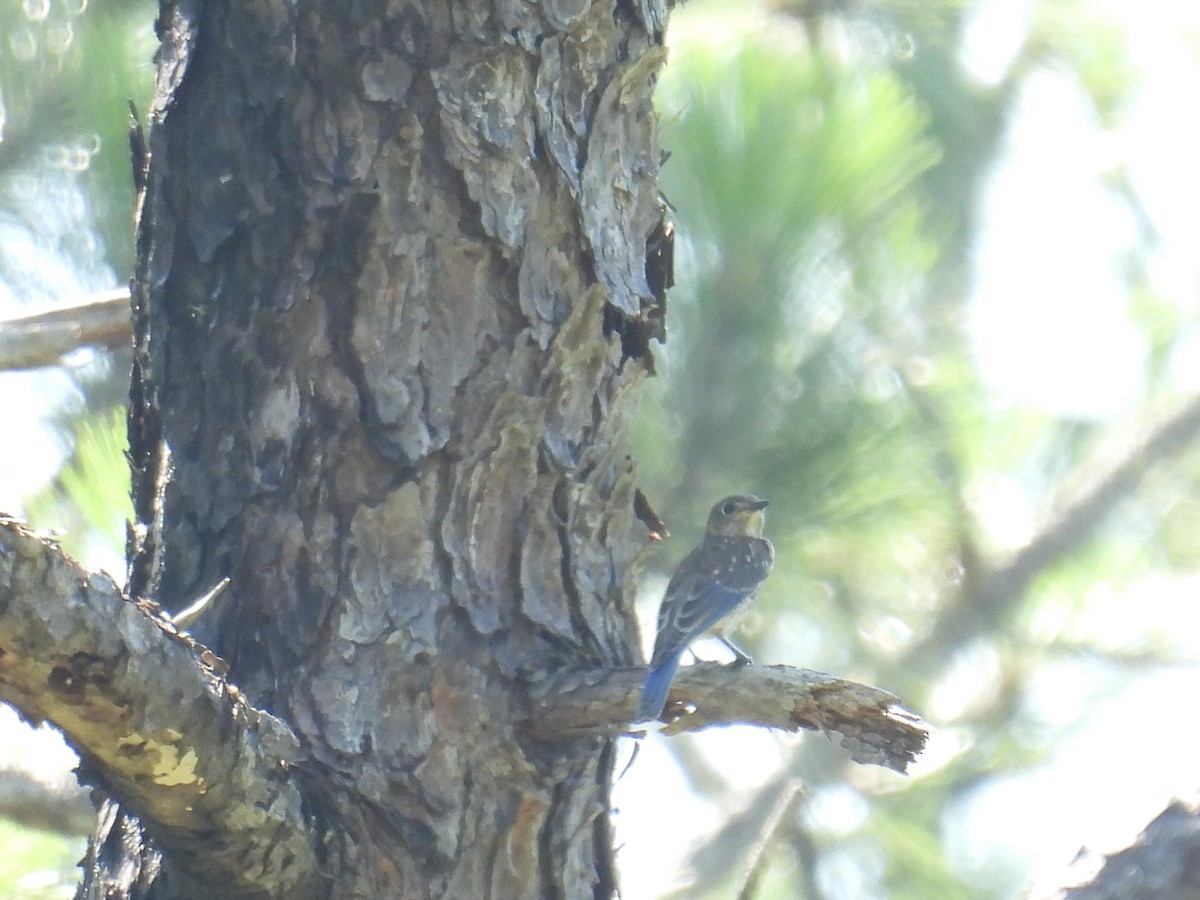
[721,499,738,516]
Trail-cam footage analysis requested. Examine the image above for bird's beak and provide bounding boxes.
[748,498,769,511]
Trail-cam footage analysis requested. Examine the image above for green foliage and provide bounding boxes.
[24,405,131,564]
[0,0,155,292]
[643,16,944,517]
[1028,0,1139,124]
[0,819,83,900]
[639,15,959,675]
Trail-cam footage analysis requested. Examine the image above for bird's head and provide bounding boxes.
[705,494,769,539]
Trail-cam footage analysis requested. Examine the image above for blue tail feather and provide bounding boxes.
[636,654,681,722]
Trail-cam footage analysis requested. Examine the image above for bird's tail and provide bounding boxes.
[636,654,681,722]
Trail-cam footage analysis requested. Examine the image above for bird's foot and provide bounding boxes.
[718,635,753,667]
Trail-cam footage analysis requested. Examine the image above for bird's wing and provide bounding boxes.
[650,580,752,664]
[648,539,772,667]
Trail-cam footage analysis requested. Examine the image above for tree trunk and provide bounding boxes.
[89,0,671,895]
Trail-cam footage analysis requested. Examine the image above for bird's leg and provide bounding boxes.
[717,635,753,667]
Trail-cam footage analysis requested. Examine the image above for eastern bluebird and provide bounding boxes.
[636,494,775,722]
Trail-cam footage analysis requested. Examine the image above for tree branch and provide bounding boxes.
[529,663,929,773]
[0,763,93,835]
[0,516,321,898]
[0,289,131,370]
[912,394,1200,660]
[734,781,803,900]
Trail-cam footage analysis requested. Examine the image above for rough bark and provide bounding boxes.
[103,0,668,896]
[0,1,930,897]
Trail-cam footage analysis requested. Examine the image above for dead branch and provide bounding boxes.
[0,515,320,898]
[529,662,929,774]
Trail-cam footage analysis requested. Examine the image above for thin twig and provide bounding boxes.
[735,782,804,900]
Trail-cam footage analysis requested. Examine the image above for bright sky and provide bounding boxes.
[966,0,1200,420]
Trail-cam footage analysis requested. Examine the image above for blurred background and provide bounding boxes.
[2,0,1199,897]
[0,0,150,895]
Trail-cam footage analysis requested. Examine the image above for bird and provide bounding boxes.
[636,494,775,722]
